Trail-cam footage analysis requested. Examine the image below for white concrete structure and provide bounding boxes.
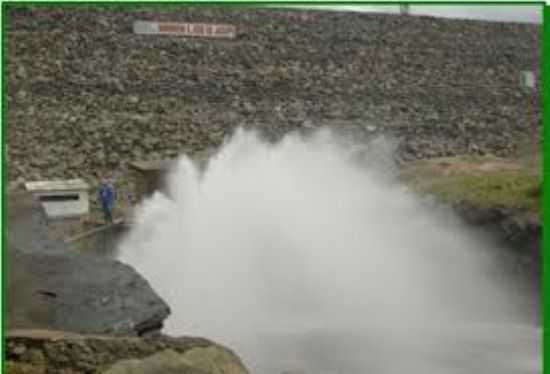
[25,179,90,219]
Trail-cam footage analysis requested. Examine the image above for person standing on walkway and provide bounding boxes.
[98,177,115,225]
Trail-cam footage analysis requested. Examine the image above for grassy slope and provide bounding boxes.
[401,155,541,218]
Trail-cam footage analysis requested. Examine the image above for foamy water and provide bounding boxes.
[119,128,540,374]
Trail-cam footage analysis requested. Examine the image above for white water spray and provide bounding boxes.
[119,128,540,374]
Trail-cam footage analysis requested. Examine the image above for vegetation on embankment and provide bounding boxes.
[419,172,540,214]
[402,155,541,218]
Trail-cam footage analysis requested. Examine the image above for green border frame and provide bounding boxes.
[0,1,545,5]
[0,2,544,373]
[544,5,548,374]
[1,3,4,374]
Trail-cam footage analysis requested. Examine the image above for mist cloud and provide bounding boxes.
[119,128,540,374]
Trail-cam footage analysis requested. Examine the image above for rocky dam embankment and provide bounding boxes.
[7,6,541,185]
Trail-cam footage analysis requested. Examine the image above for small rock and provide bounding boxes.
[17,90,27,100]
[12,344,27,356]
[302,119,315,128]
[23,348,45,366]
[16,66,27,79]
[98,16,110,28]
[243,102,254,113]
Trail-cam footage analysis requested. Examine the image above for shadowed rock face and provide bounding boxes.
[7,247,170,336]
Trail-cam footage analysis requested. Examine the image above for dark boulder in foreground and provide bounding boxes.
[7,247,170,336]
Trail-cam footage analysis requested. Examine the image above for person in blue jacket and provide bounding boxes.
[98,177,115,225]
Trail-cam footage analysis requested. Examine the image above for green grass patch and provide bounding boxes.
[412,172,541,214]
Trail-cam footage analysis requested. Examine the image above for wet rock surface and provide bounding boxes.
[6,6,541,184]
[6,329,249,374]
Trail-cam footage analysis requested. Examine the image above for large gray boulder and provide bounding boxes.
[7,191,170,336]
[7,247,170,336]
